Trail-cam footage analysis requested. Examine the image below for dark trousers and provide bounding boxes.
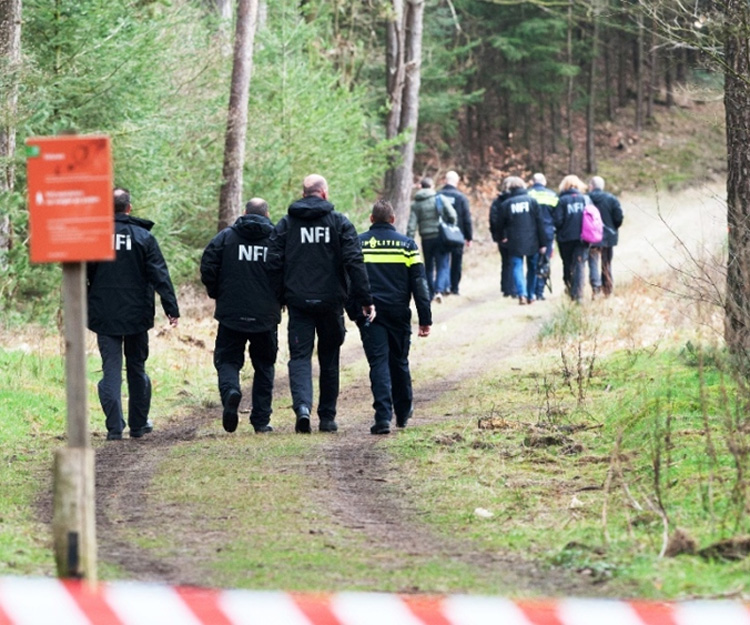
[421,236,444,299]
[213,324,277,428]
[359,314,413,424]
[287,305,346,420]
[498,244,516,297]
[449,246,464,294]
[600,246,615,295]
[558,240,590,301]
[97,332,150,435]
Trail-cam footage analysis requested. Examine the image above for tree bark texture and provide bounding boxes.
[384,0,424,233]
[723,0,750,366]
[0,0,21,193]
[586,5,599,175]
[217,0,259,232]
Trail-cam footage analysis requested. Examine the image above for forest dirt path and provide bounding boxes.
[86,182,726,593]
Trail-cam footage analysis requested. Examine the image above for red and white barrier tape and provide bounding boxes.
[0,577,749,625]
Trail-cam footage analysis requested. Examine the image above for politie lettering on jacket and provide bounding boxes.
[301,226,330,244]
[510,201,530,214]
[238,244,268,262]
[114,233,132,250]
[364,238,407,249]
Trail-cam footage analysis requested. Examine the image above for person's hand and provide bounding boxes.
[539,246,547,255]
[465,240,472,249]
[168,315,179,328]
[362,304,376,324]
[501,238,508,243]
[418,325,430,337]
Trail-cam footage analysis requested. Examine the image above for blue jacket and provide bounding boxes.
[346,222,431,327]
[553,189,587,243]
[494,188,546,257]
[439,184,473,242]
[528,183,557,245]
[588,189,624,247]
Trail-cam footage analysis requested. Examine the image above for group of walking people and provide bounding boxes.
[490,173,623,304]
[86,169,620,440]
[87,175,433,439]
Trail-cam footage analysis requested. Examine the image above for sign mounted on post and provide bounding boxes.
[26,135,114,263]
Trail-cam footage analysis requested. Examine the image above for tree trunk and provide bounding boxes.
[566,0,576,173]
[586,4,599,175]
[724,0,750,367]
[383,0,425,232]
[217,0,259,232]
[635,13,644,132]
[0,0,21,193]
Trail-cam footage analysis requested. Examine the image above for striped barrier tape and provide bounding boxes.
[0,577,749,625]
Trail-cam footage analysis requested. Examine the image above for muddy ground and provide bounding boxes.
[52,182,727,593]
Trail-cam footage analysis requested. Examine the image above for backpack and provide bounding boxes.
[581,195,603,244]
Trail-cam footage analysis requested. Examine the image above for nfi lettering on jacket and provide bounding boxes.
[510,201,530,214]
[238,244,268,262]
[300,226,330,244]
[114,233,132,251]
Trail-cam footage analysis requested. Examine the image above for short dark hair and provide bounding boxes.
[113,188,130,213]
[245,198,269,216]
[371,199,395,224]
[420,177,433,189]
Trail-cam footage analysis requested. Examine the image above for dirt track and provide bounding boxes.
[75,182,727,591]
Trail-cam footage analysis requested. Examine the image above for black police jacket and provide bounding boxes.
[588,189,624,247]
[87,213,179,336]
[439,184,473,242]
[200,213,281,334]
[268,196,373,311]
[345,223,431,327]
[494,188,546,257]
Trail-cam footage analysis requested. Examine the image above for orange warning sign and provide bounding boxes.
[26,135,114,263]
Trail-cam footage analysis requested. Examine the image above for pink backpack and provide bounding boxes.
[581,196,603,244]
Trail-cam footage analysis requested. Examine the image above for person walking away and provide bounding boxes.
[489,179,516,298]
[201,198,281,434]
[439,170,473,295]
[493,177,547,305]
[268,174,375,434]
[527,173,557,301]
[346,199,432,435]
[553,175,590,302]
[407,177,457,302]
[588,176,624,297]
[87,188,179,440]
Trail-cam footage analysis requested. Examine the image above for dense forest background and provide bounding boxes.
[0,0,727,320]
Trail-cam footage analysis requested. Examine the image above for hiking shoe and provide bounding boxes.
[223,390,241,433]
[319,418,338,433]
[295,406,311,434]
[519,296,528,305]
[370,421,391,435]
[130,421,154,438]
[396,408,413,429]
[106,431,123,441]
[254,425,274,433]
[434,292,443,304]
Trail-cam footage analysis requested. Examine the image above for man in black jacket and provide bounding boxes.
[588,176,624,297]
[87,188,180,440]
[201,198,281,434]
[268,174,375,434]
[493,177,547,305]
[346,199,431,435]
[439,170,473,296]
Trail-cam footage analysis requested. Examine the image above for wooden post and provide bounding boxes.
[52,262,97,582]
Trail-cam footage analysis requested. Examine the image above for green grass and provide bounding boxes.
[382,338,750,598]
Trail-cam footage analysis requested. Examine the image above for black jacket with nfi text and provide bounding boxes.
[200,213,281,334]
[267,195,373,310]
[87,213,179,336]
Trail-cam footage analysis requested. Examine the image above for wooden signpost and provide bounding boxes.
[26,134,114,583]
